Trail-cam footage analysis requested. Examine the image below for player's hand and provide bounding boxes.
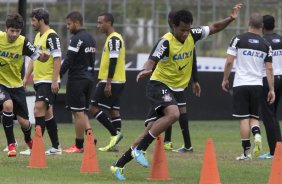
[104,83,112,97]
[39,51,50,62]
[192,82,201,97]
[230,3,242,20]
[267,90,275,104]
[136,69,152,82]
[51,81,59,94]
[222,79,229,92]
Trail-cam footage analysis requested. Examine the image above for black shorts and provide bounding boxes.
[34,83,56,106]
[232,85,262,119]
[144,80,178,125]
[91,82,125,110]
[65,79,94,112]
[0,85,29,119]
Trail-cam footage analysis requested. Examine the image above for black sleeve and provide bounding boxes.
[108,36,122,59]
[265,42,273,63]
[192,48,199,82]
[190,26,209,44]
[65,35,80,66]
[46,33,62,58]
[148,38,169,62]
[22,38,39,60]
[108,58,117,78]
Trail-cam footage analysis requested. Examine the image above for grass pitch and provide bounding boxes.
[0,120,273,183]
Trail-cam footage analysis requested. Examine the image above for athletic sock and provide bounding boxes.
[111,117,121,132]
[164,125,172,142]
[2,112,15,145]
[75,138,84,149]
[94,110,117,136]
[45,117,59,149]
[115,148,133,167]
[21,121,32,143]
[35,116,46,135]
[179,113,192,148]
[242,139,251,156]
[136,131,156,151]
[251,126,261,136]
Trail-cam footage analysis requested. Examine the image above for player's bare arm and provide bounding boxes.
[136,59,155,82]
[209,3,242,35]
[222,54,235,92]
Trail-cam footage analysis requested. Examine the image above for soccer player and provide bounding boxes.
[222,13,275,161]
[61,11,96,153]
[164,10,201,152]
[111,4,242,180]
[90,13,124,152]
[20,8,62,156]
[257,15,282,159]
[0,13,49,157]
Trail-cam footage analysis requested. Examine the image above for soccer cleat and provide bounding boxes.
[253,134,262,158]
[3,140,18,152]
[20,148,31,156]
[172,146,193,153]
[98,133,123,152]
[110,165,126,181]
[131,147,148,167]
[257,153,273,159]
[63,145,83,153]
[7,143,16,157]
[19,140,33,156]
[45,146,62,155]
[236,153,252,161]
[164,142,173,150]
[108,145,119,152]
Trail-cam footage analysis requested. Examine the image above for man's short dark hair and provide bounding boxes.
[6,13,24,29]
[173,10,193,26]
[31,8,49,25]
[263,15,275,31]
[66,11,83,26]
[99,13,114,26]
[249,13,263,29]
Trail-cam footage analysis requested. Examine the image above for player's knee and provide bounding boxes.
[3,100,13,112]
[168,111,180,123]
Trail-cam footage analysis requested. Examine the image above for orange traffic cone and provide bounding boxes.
[148,136,170,180]
[80,130,99,173]
[28,125,47,168]
[199,138,220,184]
[268,142,282,184]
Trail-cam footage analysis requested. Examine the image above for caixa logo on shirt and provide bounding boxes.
[173,50,192,61]
[85,47,95,53]
[243,50,265,58]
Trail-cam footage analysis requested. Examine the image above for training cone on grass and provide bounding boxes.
[199,138,220,184]
[80,130,99,173]
[268,142,282,184]
[148,136,170,180]
[28,125,47,168]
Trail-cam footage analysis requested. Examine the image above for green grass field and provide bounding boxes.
[0,120,274,184]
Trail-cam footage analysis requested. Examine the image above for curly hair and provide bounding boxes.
[173,10,193,26]
[6,13,24,29]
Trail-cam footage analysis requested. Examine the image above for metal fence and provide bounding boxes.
[0,0,282,57]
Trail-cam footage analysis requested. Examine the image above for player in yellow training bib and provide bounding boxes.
[0,13,49,157]
[111,4,242,181]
